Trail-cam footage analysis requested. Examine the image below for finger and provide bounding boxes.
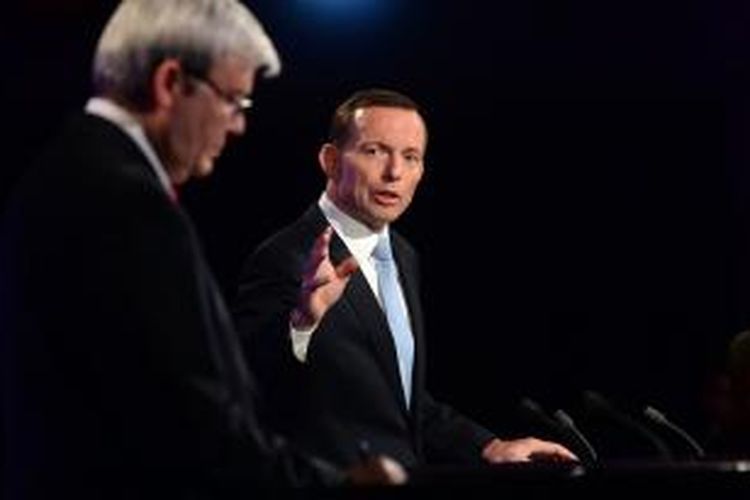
[530,443,578,462]
[335,256,359,280]
[311,226,333,261]
[301,274,332,293]
[553,445,578,461]
[303,227,334,274]
[375,456,408,485]
[536,440,577,460]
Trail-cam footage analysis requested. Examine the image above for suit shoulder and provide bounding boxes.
[42,114,144,168]
[391,229,418,260]
[17,113,168,210]
[247,205,327,263]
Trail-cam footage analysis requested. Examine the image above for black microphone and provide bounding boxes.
[518,397,598,466]
[582,390,673,460]
[643,405,705,460]
[553,409,599,465]
[519,397,564,436]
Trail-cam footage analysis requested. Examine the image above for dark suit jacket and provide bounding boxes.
[0,114,341,497]
[233,204,495,469]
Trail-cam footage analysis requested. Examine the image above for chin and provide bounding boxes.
[379,208,403,224]
[194,160,216,178]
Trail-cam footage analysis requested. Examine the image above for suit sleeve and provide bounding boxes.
[30,181,343,489]
[231,239,311,427]
[399,238,496,464]
[115,202,345,488]
[419,391,496,464]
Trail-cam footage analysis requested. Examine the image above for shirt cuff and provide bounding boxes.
[290,323,315,362]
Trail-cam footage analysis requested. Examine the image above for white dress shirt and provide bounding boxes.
[290,192,411,361]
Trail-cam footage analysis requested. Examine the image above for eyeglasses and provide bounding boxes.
[184,70,253,116]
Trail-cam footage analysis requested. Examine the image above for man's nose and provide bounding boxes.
[228,112,246,136]
[384,155,404,180]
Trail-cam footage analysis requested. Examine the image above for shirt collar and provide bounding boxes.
[318,192,388,261]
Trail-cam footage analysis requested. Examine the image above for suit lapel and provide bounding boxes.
[323,219,410,413]
[392,239,424,418]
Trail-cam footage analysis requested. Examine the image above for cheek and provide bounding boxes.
[340,169,364,195]
[197,114,219,142]
[174,111,202,150]
[187,103,220,138]
[356,177,378,203]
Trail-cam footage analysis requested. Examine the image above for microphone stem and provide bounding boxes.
[554,409,599,465]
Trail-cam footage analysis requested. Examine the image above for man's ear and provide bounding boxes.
[151,58,183,111]
[318,143,340,181]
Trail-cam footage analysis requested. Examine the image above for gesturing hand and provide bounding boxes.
[290,226,359,330]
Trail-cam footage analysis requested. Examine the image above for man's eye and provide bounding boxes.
[363,145,385,156]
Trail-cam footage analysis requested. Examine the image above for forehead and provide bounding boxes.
[350,106,427,149]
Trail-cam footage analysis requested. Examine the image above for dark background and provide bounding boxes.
[6,0,750,449]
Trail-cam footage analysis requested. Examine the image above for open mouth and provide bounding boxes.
[373,190,400,206]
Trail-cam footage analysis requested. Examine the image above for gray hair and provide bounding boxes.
[92,0,280,109]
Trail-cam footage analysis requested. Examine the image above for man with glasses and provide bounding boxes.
[0,1,404,496]
[183,69,255,116]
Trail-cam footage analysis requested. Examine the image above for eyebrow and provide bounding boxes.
[360,140,423,153]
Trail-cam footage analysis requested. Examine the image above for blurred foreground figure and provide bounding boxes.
[0,2,404,497]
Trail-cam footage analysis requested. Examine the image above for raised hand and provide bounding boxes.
[290,226,358,330]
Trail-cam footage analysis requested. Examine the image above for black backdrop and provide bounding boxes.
[6,0,750,446]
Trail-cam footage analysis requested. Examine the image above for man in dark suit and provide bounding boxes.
[0,2,404,496]
[233,89,576,469]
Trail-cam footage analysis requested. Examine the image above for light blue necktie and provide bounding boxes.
[372,233,414,407]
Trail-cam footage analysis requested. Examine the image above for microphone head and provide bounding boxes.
[644,405,667,424]
[580,390,673,461]
[642,404,706,459]
[517,398,598,466]
[517,397,564,437]
[519,397,545,415]
[552,409,599,465]
[553,409,575,428]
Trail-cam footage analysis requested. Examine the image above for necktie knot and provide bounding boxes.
[372,233,393,262]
